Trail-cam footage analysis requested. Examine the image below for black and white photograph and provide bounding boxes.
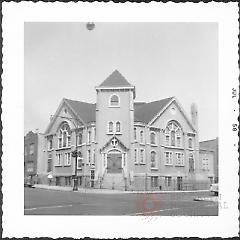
[24,21,219,216]
[2,2,239,238]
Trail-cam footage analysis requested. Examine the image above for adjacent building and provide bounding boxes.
[40,70,214,190]
[200,138,219,183]
[24,131,45,184]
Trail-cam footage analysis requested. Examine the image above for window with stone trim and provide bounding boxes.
[139,149,146,164]
[165,151,173,165]
[134,149,138,164]
[175,152,184,166]
[165,121,182,147]
[108,122,113,133]
[140,130,144,144]
[188,137,193,148]
[189,153,194,172]
[151,176,158,187]
[110,94,120,107]
[150,132,156,145]
[134,127,137,141]
[151,151,157,168]
[58,122,71,148]
[116,121,121,133]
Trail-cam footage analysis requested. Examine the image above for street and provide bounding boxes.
[24,188,218,216]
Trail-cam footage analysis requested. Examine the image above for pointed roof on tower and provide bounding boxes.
[98,70,134,88]
[96,70,136,98]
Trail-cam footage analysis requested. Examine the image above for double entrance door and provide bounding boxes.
[107,153,122,173]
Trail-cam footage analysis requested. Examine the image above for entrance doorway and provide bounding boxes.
[107,153,122,173]
[177,177,183,190]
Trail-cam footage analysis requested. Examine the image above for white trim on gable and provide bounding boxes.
[148,97,196,132]
[45,99,86,134]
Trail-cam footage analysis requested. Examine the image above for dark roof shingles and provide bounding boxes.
[65,97,173,125]
[65,99,96,124]
[98,70,133,87]
[134,97,173,124]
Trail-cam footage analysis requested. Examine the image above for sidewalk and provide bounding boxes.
[33,184,210,194]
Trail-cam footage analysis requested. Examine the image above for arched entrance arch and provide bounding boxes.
[107,149,122,173]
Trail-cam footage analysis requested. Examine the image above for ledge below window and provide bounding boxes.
[164,146,184,150]
[55,147,72,151]
[150,144,158,147]
[151,167,158,171]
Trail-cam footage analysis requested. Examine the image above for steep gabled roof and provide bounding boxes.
[134,97,174,124]
[64,98,96,124]
[98,70,133,88]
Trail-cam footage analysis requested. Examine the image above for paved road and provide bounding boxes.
[24,188,218,216]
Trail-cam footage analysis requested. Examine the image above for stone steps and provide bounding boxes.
[102,173,126,190]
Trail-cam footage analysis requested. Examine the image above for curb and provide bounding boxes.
[33,185,210,194]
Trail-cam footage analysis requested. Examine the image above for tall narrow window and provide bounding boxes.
[116,122,121,133]
[140,149,145,164]
[93,127,96,142]
[170,131,175,146]
[134,149,138,164]
[189,153,194,172]
[88,150,91,164]
[188,138,193,148]
[88,131,91,144]
[78,132,82,145]
[140,130,144,144]
[151,151,157,168]
[92,150,96,165]
[48,136,53,150]
[110,94,120,107]
[29,143,35,155]
[108,122,113,133]
[150,132,156,145]
[134,128,137,141]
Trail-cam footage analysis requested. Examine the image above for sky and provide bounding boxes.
[24,22,218,141]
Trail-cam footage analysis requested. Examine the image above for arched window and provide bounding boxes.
[151,151,157,168]
[110,94,120,107]
[150,132,156,145]
[108,122,113,133]
[58,122,71,148]
[116,121,121,133]
[165,121,182,147]
[189,153,194,172]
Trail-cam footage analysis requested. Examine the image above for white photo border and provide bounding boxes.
[2,2,239,238]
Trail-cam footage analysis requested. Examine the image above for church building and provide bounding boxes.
[41,70,214,191]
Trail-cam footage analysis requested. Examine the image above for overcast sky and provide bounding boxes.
[24,22,218,141]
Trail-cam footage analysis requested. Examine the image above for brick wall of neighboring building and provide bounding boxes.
[200,138,218,183]
[24,131,38,184]
[24,131,45,184]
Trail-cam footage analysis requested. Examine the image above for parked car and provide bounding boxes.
[210,183,218,195]
[24,176,34,188]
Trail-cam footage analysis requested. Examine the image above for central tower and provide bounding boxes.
[95,70,135,183]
